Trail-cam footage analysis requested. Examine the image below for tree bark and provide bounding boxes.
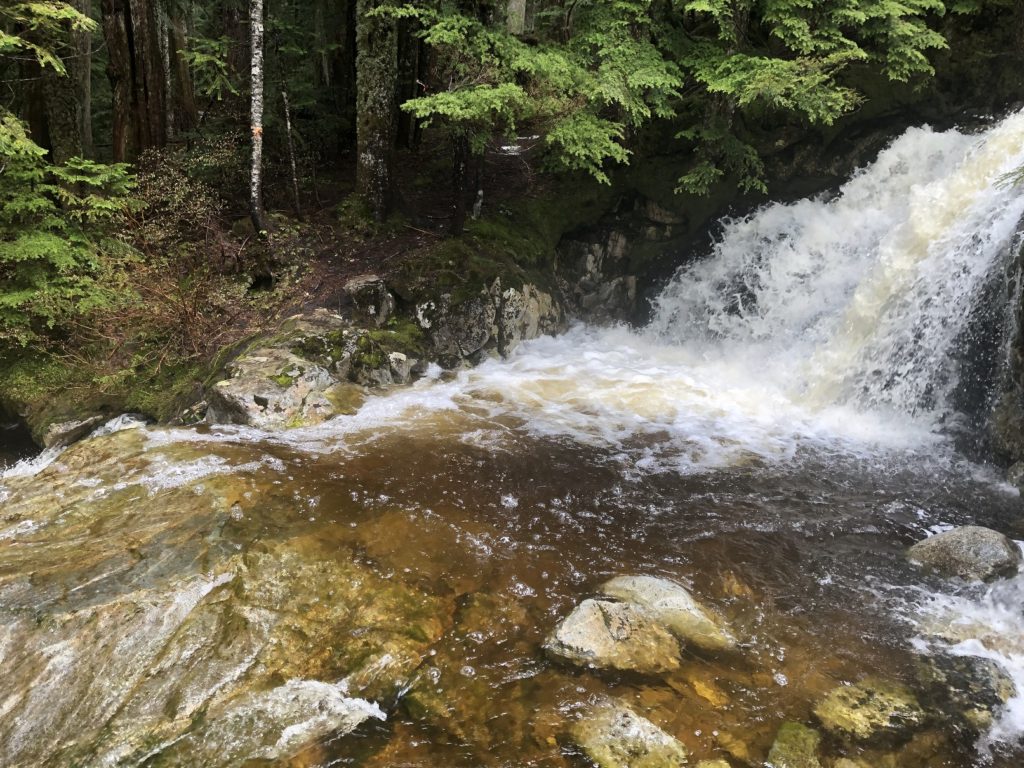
[355,0,398,220]
[101,0,132,160]
[101,0,168,158]
[41,0,92,163]
[249,0,266,232]
[507,0,526,34]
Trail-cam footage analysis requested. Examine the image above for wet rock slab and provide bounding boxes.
[0,428,450,767]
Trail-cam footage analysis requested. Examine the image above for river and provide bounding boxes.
[3,112,1024,767]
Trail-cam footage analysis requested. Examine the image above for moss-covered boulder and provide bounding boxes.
[766,722,822,768]
[813,678,927,744]
[544,598,681,675]
[569,699,689,768]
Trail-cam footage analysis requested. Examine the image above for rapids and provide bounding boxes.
[4,111,1024,766]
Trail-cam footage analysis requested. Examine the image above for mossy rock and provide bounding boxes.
[813,678,926,744]
[766,722,822,768]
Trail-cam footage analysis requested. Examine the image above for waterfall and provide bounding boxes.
[648,110,1024,424]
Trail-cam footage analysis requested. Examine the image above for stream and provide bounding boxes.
[4,112,1024,767]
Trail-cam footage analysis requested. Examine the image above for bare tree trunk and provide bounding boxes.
[507,0,526,34]
[282,90,302,218]
[355,0,397,220]
[250,0,266,233]
[41,0,92,162]
[171,16,199,134]
[101,0,131,160]
[158,6,173,139]
[101,0,167,158]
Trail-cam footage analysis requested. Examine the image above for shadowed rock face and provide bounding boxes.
[907,526,1022,582]
[0,428,450,768]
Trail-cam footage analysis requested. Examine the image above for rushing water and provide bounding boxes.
[4,113,1024,767]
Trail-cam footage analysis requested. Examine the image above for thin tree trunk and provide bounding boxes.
[282,90,302,218]
[451,134,469,235]
[355,0,398,220]
[250,0,266,232]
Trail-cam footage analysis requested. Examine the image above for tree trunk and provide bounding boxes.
[355,0,398,220]
[41,0,92,163]
[507,0,526,34]
[249,0,266,232]
[171,16,199,135]
[282,90,302,218]
[101,0,132,160]
[101,0,168,158]
[451,134,469,235]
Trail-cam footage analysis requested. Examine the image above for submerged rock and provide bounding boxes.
[544,598,681,674]
[916,653,1016,731]
[599,575,737,652]
[766,722,822,768]
[696,760,732,768]
[569,699,689,768]
[0,429,450,767]
[907,526,1022,582]
[813,678,927,743]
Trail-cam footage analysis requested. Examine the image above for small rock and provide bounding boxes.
[600,575,737,652]
[907,526,1022,582]
[696,760,731,768]
[569,699,688,768]
[544,599,681,675]
[813,678,926,743]
[766,722,822,768]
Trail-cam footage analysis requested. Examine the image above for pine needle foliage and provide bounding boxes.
[381,0,953,193]
[0,113,138,346]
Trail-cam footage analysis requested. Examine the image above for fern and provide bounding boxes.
[0,112,138,346]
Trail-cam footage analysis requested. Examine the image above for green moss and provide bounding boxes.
[0,348,203,443]
[391,175,612,306]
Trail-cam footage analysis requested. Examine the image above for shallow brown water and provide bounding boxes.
[47,421,1008,768]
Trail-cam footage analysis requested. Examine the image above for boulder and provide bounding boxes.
[907,526,1022,582]
[544,598,681,675]
[569,699,689,768]
[206,346,344,429]
[343,273,395,327]
[812,678,926,743]
[599,575,737,652]
[766,722,822,768]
